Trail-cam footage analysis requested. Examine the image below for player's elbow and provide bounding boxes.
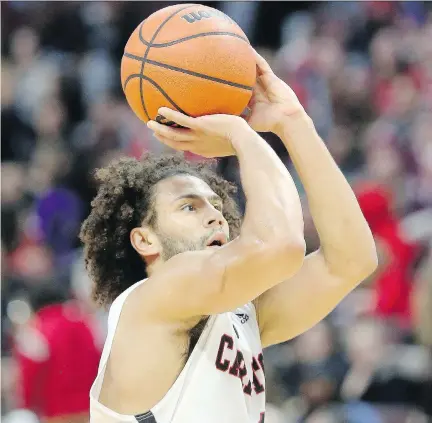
[333,242,379,283]
[277,236,306,275]
[352,235,379,281]
[358,245,379,280]
[354,230,379,280]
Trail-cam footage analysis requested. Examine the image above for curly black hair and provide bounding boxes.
[79,153,242,307]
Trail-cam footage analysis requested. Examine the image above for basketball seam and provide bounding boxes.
[123,53,253,91]
[138,4,194,121]
[137,31,249,47]
[123,73,188,115]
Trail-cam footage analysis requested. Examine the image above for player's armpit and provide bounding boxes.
[131,235,305,323]
[255,248,373,348]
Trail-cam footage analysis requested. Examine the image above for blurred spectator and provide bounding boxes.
[341,317,431,416]
[12,283,101,423]
[9,26,60,128]
[274,322,349,419]
[356,183,420,327]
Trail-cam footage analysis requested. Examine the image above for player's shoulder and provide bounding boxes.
[125,249,215,308]
[111,279,146,308]
[107,279,147,324]
[137,250,213,293]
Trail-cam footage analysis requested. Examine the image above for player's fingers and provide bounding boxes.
[253,49,273,76]
[157,107,198,129]
[148,120,196,142]
[153,133,191,151]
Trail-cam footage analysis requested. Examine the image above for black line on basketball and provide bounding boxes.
[123,53,253,91]
[138,31,249,48]
[138,4,193,121]
[123,73,188,115]
[156,115,185,128]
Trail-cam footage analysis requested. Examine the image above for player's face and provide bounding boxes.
[152,175,230,261]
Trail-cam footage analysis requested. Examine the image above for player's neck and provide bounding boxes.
[144,255,164,278]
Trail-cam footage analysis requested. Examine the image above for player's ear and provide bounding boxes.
[130,227,161,258]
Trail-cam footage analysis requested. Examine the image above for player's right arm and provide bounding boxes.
[140,111,305,319]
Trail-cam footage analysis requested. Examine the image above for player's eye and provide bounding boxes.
[181,204,195,212]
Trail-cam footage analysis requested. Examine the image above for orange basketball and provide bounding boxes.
[120,3,256,125]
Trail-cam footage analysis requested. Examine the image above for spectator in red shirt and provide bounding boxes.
[356,183,419,327]
[13,283,101,423]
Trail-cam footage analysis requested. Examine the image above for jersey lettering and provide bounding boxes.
[258,352,265,374]
[251,357,265,394]
[215,334,265,396]
[228,350,244,377]
[215,334,234,371]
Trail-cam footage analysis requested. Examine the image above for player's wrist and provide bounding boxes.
[274,110,315,140]
[229,122,256,155]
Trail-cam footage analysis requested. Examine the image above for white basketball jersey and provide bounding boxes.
[90,280,266,423]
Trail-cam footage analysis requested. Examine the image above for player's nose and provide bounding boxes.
[204,209,224,228]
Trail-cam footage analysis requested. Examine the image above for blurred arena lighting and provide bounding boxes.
[6,299,32,325]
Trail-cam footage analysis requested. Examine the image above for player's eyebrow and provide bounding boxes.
[174,193,222,204]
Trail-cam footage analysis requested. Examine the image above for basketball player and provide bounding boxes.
[83,51,377,422]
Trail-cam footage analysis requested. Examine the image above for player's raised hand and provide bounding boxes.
[245,49,306,135]
[147,108,253,158]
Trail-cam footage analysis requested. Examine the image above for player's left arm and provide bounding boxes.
[256,114,377,347]
[249,52,378,348]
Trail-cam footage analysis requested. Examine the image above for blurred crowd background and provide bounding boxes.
[1,1,432,423]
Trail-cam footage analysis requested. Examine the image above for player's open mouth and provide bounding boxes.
[206,233,228,248]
